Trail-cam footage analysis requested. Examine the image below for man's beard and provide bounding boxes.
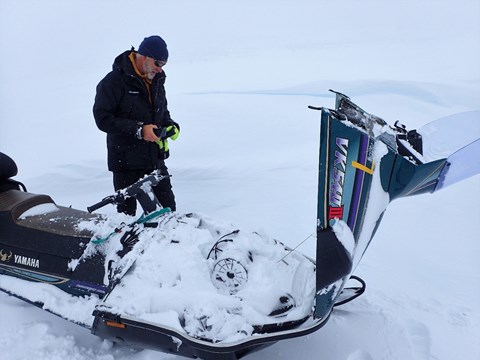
[142,63,156,80]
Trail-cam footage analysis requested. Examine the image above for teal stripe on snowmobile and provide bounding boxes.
[136,207,171,224]
[91,232,116,245]
[91,208,172,245]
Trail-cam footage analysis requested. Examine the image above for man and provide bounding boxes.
[93,35,179,215]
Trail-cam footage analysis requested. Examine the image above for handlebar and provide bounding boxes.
[87,170,169,214]
[87,194,122,213]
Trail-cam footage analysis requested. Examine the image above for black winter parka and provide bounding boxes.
[93,50,178,172]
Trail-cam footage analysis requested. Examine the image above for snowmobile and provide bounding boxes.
[0,91,478,360]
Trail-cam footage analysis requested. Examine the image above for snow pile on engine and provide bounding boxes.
[77,212,316,343]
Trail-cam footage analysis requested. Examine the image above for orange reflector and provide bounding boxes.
[105,320,126,329]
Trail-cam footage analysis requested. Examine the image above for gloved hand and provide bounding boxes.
[155,138,169,152]
[164,125,179,140]
[153,125,179,140]
[154,124,178,155]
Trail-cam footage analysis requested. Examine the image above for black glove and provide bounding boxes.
[153,125,179,140]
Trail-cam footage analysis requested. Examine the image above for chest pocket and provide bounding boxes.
[120,89,151,121]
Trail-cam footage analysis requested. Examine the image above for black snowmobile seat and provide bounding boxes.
[0,152,27,192]
[0,189,55,220]
[0,189,99,259]
[0,189,100,238]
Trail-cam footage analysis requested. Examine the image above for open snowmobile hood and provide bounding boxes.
[0,91,478,360]
[312,90,480,319]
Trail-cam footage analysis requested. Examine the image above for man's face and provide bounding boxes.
[142,57,166,80]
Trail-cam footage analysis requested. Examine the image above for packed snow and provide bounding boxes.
[76,211,316,343]
[1,0,479,360]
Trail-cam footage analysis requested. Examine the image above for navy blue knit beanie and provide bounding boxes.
[138,36,169,62]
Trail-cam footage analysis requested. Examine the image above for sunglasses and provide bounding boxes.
[140,47,167,68]
[154,59,167,68]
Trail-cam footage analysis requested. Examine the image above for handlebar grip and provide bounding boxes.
[87,196,115,213]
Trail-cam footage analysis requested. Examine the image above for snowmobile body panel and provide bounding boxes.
[91,309,330,360]
[315,110,375,317]
[312,91,479,320]
[0,190,108,297]
[316,110,376,238]
[378,150,447,200]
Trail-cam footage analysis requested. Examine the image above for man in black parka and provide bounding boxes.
[93,35,179,215]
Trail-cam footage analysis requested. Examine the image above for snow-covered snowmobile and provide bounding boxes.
[0,91,478,360]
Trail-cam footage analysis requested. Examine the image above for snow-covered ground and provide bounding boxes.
[1,0,479,359]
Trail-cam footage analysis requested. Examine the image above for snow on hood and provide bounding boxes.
[75,212,316,343]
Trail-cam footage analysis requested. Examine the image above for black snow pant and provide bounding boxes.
[112,163,176,216]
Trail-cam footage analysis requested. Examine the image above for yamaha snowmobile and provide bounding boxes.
[0,91,478,360]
